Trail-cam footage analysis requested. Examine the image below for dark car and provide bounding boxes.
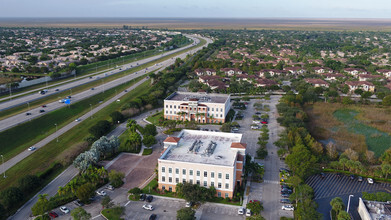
[39,109,45,113]
[146,195,153,203]
[48,211,58,218]
[42,105,47,108]
[67,96,71,99]
[139,194,146,201]
[336,173,342,178]
[320,172,326,178]
[280,199,292,204]
[149,214,157,220]
[255,112,261,115]
[281,189,293,194]
[281,193,290,198]
[73,199,84,207]
[55,89,59,91]
[350,175,355,180]
[279,168,290,173]
[26,112,32,116]
[281,184,292,190]
[358,176,363,182]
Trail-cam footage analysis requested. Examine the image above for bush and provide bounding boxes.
[18,175,42,195]
[0,187,23,210]
[109,170,125,188]
[75,183,95,203]
[142,148,153,155]
[142,135,157,147]
[143,124,157,136]
[89,120,111,138]
[101,206,124,220]
[34,214,50,220]
[177,207,196,220]
[110,111,124,123]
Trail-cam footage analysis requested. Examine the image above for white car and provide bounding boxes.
[59,99,64,103]
[251,125,259,130]
[97,190,106,196]
[246,208,252,216]
[142,204,154,211]
[367,178,374,184]
[237,207,245,215]
[28,146,36,151]
[75,118,81,122]
[185,202,192,207]
[282,205,294,211]
[60,206,69,213]
[106,185,114,190]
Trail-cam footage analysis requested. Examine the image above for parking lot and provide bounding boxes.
[306,173,391,219]
[200,203,244,220]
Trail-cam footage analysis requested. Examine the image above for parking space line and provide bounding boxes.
[92,215,101,219]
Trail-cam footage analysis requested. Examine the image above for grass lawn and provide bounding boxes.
[101,206,125,220]
[142,148,153,155]
[145,111,163,125]
[0,80,151,191]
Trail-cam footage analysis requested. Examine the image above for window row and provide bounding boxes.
[160,177,230,189]
[165,105,223,113]
[161,167,229,180]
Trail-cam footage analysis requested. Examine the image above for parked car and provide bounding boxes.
[358,176,363,182]
[281,193,290,198]
[336,173,342,178]
[28,146,36,151]
[96,190,106,196]
[146,195,153,203]
[251,125,259,130]
[142,204,154,211]
[320,172,326,178]
[149,214,157,220]
[73,199,84,207]
[282,205,294,211]
[106,185,114,190]
[48,211,58,218]
[350,175,355,180]
[367,178,374,184]
[281,189,293,194]
[280,199,292,204]
[261,121,268,124]
[186,202,193,207]
[237,207,245,215]
[139,194,146,201]
[245,209,252,216]
[279,168,290,173]
[60,206,70,214]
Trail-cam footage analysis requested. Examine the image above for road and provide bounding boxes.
[0,34,200,109]
[0,35,212,133]
[8,35,211,220]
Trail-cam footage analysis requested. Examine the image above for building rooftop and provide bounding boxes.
[364,199,391,219]
[165,91,229,104]
[160,129,244,166]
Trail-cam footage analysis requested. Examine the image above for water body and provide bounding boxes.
[333,109,391,157]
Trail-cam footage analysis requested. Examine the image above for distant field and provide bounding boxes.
[2,17,391,31]
[305,103,391,157]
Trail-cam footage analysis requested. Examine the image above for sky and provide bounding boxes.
[0,0,390,18]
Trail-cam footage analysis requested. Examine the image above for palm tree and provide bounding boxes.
[382,163,391,179]
[330,197,344,215]
[339,158,348,171]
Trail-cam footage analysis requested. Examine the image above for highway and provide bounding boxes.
[0,35,210,132]
[8,34,211,220]
[0,34,199,111]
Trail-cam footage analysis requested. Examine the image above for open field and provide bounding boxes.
[2,18,391,31]
[305,103,391,157]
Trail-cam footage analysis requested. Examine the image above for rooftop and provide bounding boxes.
[160,129,244,166]
[165,91,229,104]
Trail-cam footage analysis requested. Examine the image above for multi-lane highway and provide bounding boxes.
[0,35,209,132]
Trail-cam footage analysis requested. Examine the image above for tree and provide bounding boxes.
[69,62,77,70]
[330,197,344,215]
[109,170,125,188]
[101,196,114,209]
[246,200,263,215]
[143,124,157,136]
[175,182,215,203]
[31,194,50,216]
[73,150,100,172]
[354,89,363,95]
[343,148,359,161]
[337,210,350,220]
[89,120,111,138]
[109,111,124,123]
[177,207,195,220]
[75,183,95,203]
[71,207,91,220]
[381,147,391,164]
[220,123,231,132]
[18,175,41,194]
[326,142,338,160]
[91,136,120,159]
[0,187,23,210]
[383,95,391,106]
[342,97,354,105]
[142,135,157,147]
[285,144,317,179]
[381,163,391,179]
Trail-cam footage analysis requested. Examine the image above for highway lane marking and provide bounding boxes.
[125,201,131,206]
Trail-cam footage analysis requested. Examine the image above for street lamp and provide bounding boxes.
[55,123,58,142]
[1,155,6,178]
[347,195,354,212]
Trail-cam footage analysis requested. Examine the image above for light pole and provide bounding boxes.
[89,104,92,119]
[347,195,354,213]
[1,155,5,178]
[102,79,105,93]
[55,123,58,142]
[27,102,30,111]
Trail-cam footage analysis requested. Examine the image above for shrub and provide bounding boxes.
[109,170,125,188]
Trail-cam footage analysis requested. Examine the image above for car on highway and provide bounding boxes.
[42,105,47,108]
[124,90,128,92]
[60,206,70,214]
[26,112,32,116]
[39,109,45,113]
[142,204,154,211]
[28,146,36,151]
[96,190,106,196]
[245,209,252,216]
[282,205,294,211]
[48,211,58,218]
[149,214,157,220]
[91,88,94,90]
[55,89,60,91]
[67,96,71,99]
[89,76,93,79]
[367,178,374,184]
[75,118,81,122]
[238,207,245,215]
[59,99,64,103]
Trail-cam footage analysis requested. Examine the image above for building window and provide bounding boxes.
[218,183,222,188]
[169,168,172,173]
[170,111,172,114]
[183,179,186,184]
[174,105,176,109]
[165,110,168,114]
[190,179,193,184]
[169,186,172,192]
[204,171,207,177]
[170,105,172,108]
[176,168,179,174]
[165,105,168,108]
[204,181,207,187]
[218,192,221,197]
[225,193,229,198]
[190,170,193,176]
[197,170,200,176]
[221,108,223,112]
[226,174,229,180]
[169,177,172,183]
[162,186,165,191]
[218,173,222,179]
[220,114,222,118]
[182,169,186,175]
[162,176,165,182]
[211,182,214,187]
[212,108,214,111]
[176,178,179,183]
[225,183,229,189]
[211,172,215,178]
[162,167,165,173]
[196,180,200,185]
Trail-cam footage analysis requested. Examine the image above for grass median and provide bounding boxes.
[0,79,151,191]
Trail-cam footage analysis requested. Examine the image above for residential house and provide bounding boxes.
[358,74,384,82]
[345,81,375,92]
[221,68,243,76]
[305,78,329,88]
[323,73,345,81]
[344,68,367,77]
[284,66,306,75]
[313,67,333,74]
[195,68,217,76]
[377,69,391,78]
[256,78,278,87]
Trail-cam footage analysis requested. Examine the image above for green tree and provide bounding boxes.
[383,95,391,106]
[143,124,157,136]
[71,207,91,220]
[142,135,157,147]
[101,196,114,209]
[285,144,317,179]
[381,163,391,179]
[246,200,264,215]
[330,197,344,215]
[109,111,124,123]
[89,120,111,138]
[31,194,50,216]
[18,175,41,194]
[177,207,196,220]
[75,183,95,203]
[176,182,215,203]
[342,97,354,105]
[220,123,231,132]
[0,187,23,210]
[108,170,125,188]
[337,211,350,220]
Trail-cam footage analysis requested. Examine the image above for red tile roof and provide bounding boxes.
[164,137,181,143]
[231,143,247,149]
